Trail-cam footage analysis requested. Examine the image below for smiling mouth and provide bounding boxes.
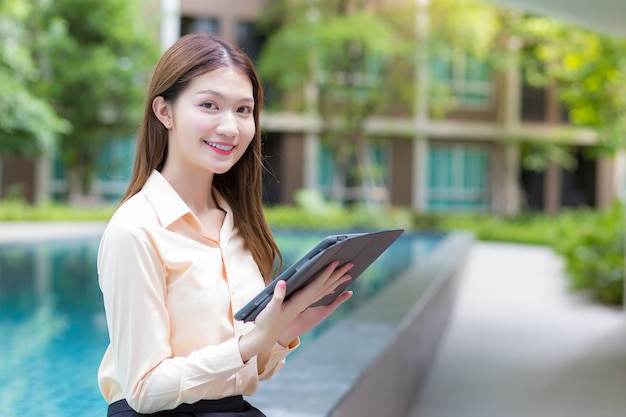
[204,141,235,152]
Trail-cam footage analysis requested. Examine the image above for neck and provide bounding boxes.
[160,165,217,214]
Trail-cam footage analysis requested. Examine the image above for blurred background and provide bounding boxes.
[2,0,625,306]
[1,0,625,416]
[2,0,626,216]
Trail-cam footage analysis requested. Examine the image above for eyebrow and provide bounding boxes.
[196,89,254,103]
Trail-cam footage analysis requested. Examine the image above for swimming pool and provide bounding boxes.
[0,230,440,417]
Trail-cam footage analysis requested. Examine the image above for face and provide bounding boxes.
[155,66,256,178]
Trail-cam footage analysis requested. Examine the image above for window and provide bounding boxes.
[95,136,136,201]
[50,137,135,202]
[181,17,220,36]
[318,42,383,92]
[427,145,490,212]
[318,142,390,204]
[430,52,492,109]
[236,21,261,62]
[521,84,547,121]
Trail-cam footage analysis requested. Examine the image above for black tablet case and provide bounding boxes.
[234,228,404,322]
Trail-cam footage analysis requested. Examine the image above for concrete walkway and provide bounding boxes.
[407,242,626,417]
[0,222,106,243]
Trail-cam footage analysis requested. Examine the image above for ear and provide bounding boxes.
[152,96,172,128]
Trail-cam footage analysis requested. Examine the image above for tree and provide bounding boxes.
[517,16,626,155]
[257,0,503,207]
[258,0,412,207]
[0,0,69,157]
[29,0,158,202]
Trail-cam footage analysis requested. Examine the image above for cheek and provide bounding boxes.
[241,121,256,145]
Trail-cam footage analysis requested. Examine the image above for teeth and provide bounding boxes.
[207,142,234,151]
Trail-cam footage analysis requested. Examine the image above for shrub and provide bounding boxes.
[0,199,114,221]
[437,204,624,306]
[552,202,624,305]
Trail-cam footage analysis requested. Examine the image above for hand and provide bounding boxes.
[277,286,353,347]
[238,261,354,362]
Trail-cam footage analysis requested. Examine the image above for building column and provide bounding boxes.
[503,142,520,215]
[614,150,626,202]
[34,155,52,204]
[411,138,428,210]
[412,0,430,211]
[303,133,319,190]
[492,142,520,216]
[544,161,562,213]
[498,36,522,215]
[595,155,615,209]
[161,0,180,50]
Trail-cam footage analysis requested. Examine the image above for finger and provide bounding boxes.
[297,261,340,297]
[310,290,354,322]
[325,290,353,311]
[316,262,351,287]
[334,290,353,305]
[254,280,287,323]
[320,260,340,280]
[335,262,354,276]
[265,280,287,312]
[320,263,354,294]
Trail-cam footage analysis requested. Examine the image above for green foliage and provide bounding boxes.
[0,199,114,221]
[517,16,626,153]
[0,0,69,156]
[518,137,578,171]
[428,0,500,57]
[264,189,413,231]
[258,1,415,206]
[554,203,624,305]
[258,1,411,111]
[28,0,159,196]
[439,204,625,305]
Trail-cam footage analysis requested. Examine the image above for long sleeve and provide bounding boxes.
[256,339,300,381]
[97,172,299,413]
[98,223,246,413]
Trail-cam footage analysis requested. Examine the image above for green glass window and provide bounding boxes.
[430,51,492,108]
[427,145,490,212]
[96,136,135,202]
[318,142,389,203]
[50,136,135,202]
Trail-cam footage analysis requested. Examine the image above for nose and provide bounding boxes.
[215,111,238,137]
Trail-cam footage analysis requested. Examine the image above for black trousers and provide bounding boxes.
[106,396,266,417]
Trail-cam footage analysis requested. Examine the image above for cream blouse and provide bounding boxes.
[97,171,297,413]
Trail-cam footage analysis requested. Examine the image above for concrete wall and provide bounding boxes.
[252,232,474,417]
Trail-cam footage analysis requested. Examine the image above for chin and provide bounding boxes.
[211,165,235,175]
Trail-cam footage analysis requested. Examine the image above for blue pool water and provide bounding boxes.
[0,230,440,417]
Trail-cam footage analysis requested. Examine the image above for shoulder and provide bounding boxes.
[101,192,159,245]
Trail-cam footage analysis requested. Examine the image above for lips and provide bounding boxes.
[204,140,235,153]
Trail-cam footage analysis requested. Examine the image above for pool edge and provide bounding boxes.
[251,231,475,417]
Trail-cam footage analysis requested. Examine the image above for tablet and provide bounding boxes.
[234,228,404,322]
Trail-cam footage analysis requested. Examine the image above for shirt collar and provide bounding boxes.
[142,170,191,228]
[142,171,235,241]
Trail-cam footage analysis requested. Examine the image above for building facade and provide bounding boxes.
[1,0,621,214]
[166,0,619,215]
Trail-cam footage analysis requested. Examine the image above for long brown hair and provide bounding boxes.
[122,33,281,283]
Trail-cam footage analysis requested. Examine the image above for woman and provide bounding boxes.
[97,33,353,417]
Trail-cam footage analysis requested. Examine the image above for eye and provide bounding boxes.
[201,102,217,110]
[237,105,253,114]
